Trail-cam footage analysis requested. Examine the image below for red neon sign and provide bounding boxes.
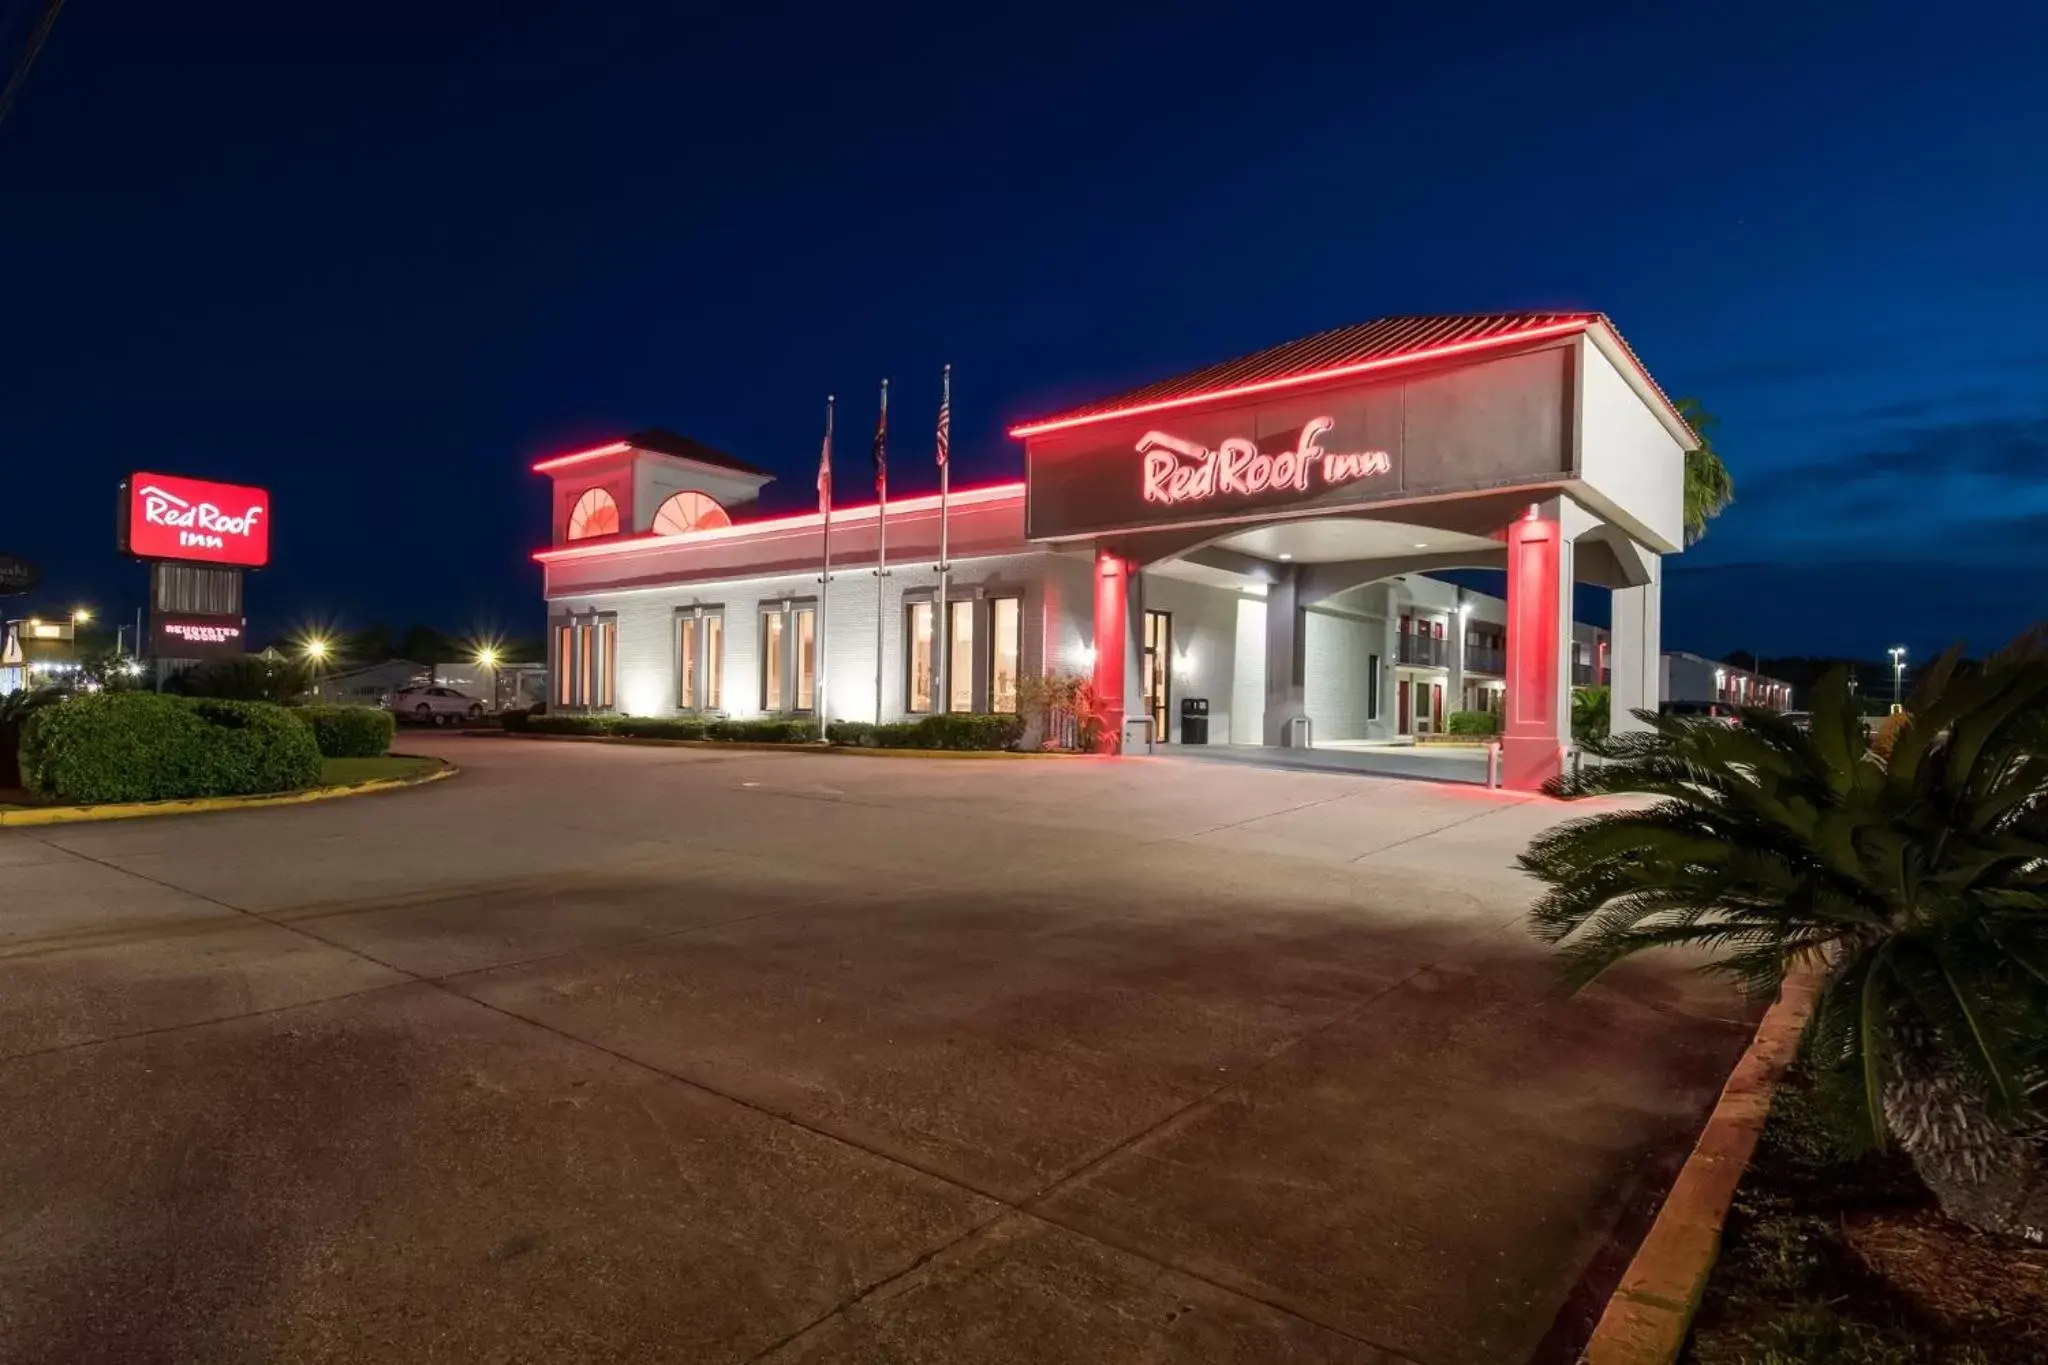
[121,473,272,567]
[1137,417,1390,508]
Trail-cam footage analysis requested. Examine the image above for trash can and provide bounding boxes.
[1180,697,1210,745]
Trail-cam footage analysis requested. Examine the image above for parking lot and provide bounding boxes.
[0,736,1756,1364]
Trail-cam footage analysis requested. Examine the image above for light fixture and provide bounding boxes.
[1458,601,1473,616]
[72,606,93,624]
[301,636,331,663]
[1076,643,1097,668]
[1413,542,1428,550]
[1277,552,1293,561]
[475,646,501,669]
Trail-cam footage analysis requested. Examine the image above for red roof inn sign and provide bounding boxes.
[119,472,272,568]
[1021,341,1572,541]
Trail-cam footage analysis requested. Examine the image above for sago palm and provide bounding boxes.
[1519,634,2048,1241]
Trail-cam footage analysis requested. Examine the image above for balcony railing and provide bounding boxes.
[1397,634,1448,668]
[1464,645,1506,675]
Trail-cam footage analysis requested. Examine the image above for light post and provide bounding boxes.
[474,646,501,710]
[1888,645,1907,712]
[302,637,331,699]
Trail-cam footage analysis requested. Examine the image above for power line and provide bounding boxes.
[0,0,67,133]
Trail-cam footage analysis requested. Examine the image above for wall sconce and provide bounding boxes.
[1174,650,1194,678]
[1077,643,1097,667]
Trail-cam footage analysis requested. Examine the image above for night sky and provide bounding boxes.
[3,2,2043,661]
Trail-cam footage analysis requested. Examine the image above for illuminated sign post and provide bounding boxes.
[119,472,271,665]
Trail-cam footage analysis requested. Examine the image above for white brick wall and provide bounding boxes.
[1304,606,1391,741]
[553,550,1060,722]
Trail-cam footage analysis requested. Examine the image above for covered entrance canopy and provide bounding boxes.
[1010,312,1693,791]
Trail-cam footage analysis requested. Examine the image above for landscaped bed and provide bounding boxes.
[1685,1067,2047,1364]
[319,754,444,785]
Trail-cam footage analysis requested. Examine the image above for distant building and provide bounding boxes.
[1662,651,1794,711]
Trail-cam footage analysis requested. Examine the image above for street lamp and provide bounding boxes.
[71,606,93,625]
[1888,645,1907,712]
[474,646,500,669]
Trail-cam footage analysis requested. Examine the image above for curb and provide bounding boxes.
[0,757,458,827]
[1579,969,1821,1364]
[491,732,1086,760]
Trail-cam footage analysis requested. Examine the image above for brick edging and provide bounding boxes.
[1578,970,1821,1364]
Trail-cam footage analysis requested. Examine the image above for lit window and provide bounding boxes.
[566,488,620,540]
[762,612,785,711]
[705,615,723,709]
[651,491,731,536]
[948,600,974,713]
[907,602,933,713]
[677,617,698,709]
[578,622,594,705]
[989,598,1020,714]
[556,625,572,706]
[796,608,816,711]
[601,620,616,709]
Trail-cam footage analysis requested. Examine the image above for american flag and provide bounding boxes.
[935,364,950,469]
[871,380,888,495]
[815,397,833,514]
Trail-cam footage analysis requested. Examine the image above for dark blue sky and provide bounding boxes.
[3,2,2042,659]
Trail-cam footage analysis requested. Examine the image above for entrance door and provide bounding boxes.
[1432,682,1445,731]
[1397,678,1412,734]
[1142,610,1172,741]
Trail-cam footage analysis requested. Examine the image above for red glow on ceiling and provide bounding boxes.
[533,480,1027,563]
[531,441,632,474]
[1007,320,1591,439]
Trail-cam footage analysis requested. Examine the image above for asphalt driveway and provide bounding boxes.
[0,736,1756,1364]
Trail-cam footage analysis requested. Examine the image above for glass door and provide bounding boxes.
[1143,610,1171,740]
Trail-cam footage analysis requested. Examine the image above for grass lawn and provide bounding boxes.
[319,755,444,786]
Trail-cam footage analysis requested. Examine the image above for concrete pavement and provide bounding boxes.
[0,736,1756,1364]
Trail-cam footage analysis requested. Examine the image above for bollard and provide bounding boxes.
[1487,740,1501,790]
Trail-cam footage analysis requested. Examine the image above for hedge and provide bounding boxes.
[512,711,1023,751]
[295,704,396,757]
[1445,709,1503,737]
[20,693,324,804]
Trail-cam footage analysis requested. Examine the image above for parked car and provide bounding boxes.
[386,684,485,723]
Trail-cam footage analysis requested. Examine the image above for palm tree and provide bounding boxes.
[1519,634,2048,1240]
[1676,397,1735,546]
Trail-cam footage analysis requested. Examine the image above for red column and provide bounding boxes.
[1501,508,1563,791]
[1092,551,1127,753]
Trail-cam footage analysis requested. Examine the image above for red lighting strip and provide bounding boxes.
[533,480,1027,563]
[1007,320,1591,439]
[531,441,632,474]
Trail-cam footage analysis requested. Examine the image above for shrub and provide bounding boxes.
[827,720,877,746]
[295,704,395,757]
[1570,685,1611,744]
[20,693,323,803]
[523,714,621,736]
[613,716,708,740]
[911,712,1026,750]
[499,707,532,732]
[1444,709,1502,737]
[705,717,818,743]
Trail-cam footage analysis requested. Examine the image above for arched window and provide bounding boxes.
[651,490,732,536]
[566,487,620,540]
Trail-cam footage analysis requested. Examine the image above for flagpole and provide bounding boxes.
[816,395,834,743]
[873,379,889,726]
[934,364,952,716]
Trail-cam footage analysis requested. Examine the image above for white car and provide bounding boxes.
[387,685,485,723]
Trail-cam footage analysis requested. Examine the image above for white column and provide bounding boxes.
[1609,553,1662,734]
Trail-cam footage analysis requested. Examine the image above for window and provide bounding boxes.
[566,487,620,541]
[988,597,1021,714]
[556,614,617,710]
[907,602,934,713]
[1368,653,1381,719]
[796,608,816,711]
[757,602,817,713]
[1142,610,1171,737]
[651,490,731,536]
[677,617,698,709]
[947,600,974,713]
[705,614,723,709]
[761,612,785,710]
